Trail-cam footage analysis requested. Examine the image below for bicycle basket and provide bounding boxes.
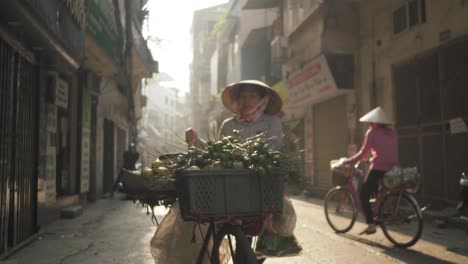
[330,166,353,186]
[175,169,285,221]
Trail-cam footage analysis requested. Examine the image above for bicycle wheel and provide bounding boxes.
[379,192,423,248]
[324,187,358,233]
[211,224,258,264]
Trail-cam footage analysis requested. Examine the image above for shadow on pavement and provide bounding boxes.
[446,247,468,258]
[338,233,454,264]
[292,194,468,262]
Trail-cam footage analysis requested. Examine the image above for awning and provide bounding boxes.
[243,0,279,9]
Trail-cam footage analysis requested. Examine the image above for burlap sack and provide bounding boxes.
[150,201,229,263]
[267,196,297,236]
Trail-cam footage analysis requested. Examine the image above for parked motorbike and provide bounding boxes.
[456,172,468,216]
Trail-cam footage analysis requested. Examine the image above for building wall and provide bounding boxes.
[145,82,179,152]
[359,0,468,202]
[284,8,323,77]
[238,0,277,48]
[359,0,468,118]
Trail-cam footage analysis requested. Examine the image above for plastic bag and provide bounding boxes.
[150,201,230,264]
[330,157,348,168]
[383,166,418,188]
[255,231,302,258]
[266,196,296,236]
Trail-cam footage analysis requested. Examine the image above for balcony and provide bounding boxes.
[243,0,279,10]
[132,20,158,78]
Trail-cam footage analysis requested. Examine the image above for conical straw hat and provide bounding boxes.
[221,80,283,115]
[359,106,394,124]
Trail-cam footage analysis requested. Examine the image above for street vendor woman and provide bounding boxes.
[186,80,283,150]
[151,80,298,263]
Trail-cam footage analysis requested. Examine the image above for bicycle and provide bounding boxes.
[195,217,264,264]
[323,162,423,248]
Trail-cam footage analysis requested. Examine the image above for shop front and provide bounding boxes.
[283,54,356,196]
[393,35,468,203]
[0,0,85,256]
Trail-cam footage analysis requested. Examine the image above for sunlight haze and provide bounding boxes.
[145,0,228,93]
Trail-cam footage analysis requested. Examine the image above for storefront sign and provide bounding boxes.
[272,81,289,104]
[449,117,468,134]
[346,93,357,156]
[81,85,91,192]
[47,105,57,133]
[304,107,314,184]
[45,146,56,203]
[286,55,338,107]
[81,128,90,192]
[55,78,69,109]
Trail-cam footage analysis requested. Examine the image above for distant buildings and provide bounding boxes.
[140,74,191,166]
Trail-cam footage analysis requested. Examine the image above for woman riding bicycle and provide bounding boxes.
[152,80,290,263]
[186,80,286,263]
[339,106,398,235]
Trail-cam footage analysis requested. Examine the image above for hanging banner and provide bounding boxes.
[55,78,69,109]
[346,93,357,156]
[304,106,314,185]
[286,54,338,107]
[45,146,56,203]
[81,84,91,192]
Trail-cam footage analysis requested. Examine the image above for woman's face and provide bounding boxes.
[238,86,262,114]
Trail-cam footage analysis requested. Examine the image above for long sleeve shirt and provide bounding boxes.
[345,126,398,171]
[220,114,283,150]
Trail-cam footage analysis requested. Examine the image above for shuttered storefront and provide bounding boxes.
[312,95,348,194]
[0,37,38,257]
[393,35,468,202]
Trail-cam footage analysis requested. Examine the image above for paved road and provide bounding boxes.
[1,194,467,264]
[268,196,468,264]
[1,196,164,264]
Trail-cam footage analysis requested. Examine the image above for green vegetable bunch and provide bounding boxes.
[172,130,285,176]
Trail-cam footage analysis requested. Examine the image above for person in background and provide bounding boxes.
[341,106,398,235]
[123,142,139,171]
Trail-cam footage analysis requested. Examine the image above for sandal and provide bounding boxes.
[359,225,377,235]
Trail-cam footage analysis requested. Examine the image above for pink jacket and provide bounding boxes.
[345,126,398,171]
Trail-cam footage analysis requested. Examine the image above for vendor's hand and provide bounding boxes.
[185,128,199,146]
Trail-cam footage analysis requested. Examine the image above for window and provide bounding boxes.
[393,6,407,34]
[408,0,419,27]
[393,0,427,34]
[420,0,426,23]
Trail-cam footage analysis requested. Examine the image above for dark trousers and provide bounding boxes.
[360,170,386,224]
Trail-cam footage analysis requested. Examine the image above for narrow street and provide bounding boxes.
[2,195,467,264]
[272,197,468,264]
